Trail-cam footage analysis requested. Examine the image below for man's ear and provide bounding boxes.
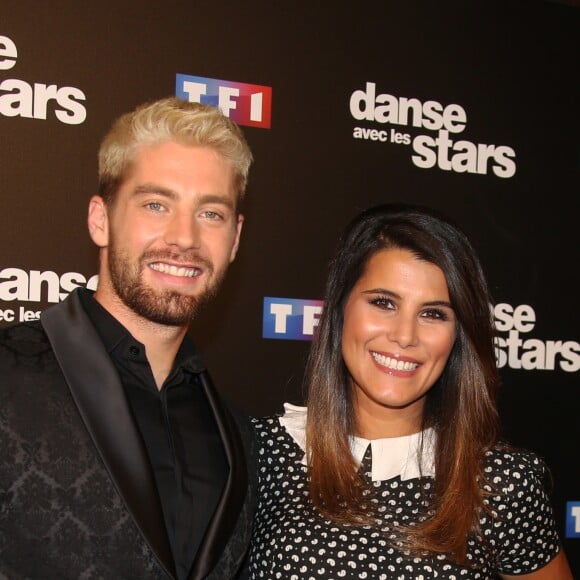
[87,195,109,248]
[229,213,244,262]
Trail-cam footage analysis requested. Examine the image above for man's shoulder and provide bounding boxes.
[0,319,52,357]
[0,320,58,399]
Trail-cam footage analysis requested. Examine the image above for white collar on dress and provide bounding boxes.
[279,403,435,482]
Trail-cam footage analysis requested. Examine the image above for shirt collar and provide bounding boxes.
[77,288,204,374]
[279,402,435,482]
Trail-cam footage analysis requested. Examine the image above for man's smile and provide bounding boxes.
[148,262,201,278]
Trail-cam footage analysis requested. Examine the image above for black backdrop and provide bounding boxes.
[1,0,578,572]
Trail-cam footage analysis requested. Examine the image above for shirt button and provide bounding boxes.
[129,345,140,356]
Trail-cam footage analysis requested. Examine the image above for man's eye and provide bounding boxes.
[146,202,164,212]
[202,210,222,220]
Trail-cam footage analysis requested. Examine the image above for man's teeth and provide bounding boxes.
[372,352,419,371]
[149,263,199,277]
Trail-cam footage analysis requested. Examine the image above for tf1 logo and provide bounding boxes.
[176,74,272,129]
[263,297,323,341]
[566,501,580,539]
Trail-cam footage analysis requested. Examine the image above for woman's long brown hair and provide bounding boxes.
[305,203,500,562]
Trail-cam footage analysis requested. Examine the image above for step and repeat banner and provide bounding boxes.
[1,0,578,572]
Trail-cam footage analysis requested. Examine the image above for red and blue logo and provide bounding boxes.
[566,501,580,538]
[176,74,272,129]
[263,297,323,341]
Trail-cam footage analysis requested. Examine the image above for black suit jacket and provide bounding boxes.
[0,290,255,579]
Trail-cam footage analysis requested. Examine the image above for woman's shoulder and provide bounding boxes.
[483,444,549,486]
[250,404,308,473]
[251,403,307,441]
[251,403,306,427]
[481,445,561,574]
[250,413,279,430]
[481,443,554,514]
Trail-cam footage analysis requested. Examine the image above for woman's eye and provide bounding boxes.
[422,308,449,321]
[370,297,394,310]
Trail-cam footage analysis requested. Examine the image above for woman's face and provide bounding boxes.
[341,248,457,438]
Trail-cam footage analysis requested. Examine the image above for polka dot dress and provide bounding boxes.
[248,414,561,579]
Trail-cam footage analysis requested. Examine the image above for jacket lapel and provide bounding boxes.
[41,290,176,578]
[189,370,248,580]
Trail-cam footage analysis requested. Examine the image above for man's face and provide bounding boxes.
[89,141,243,327]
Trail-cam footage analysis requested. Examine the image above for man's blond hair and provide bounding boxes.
[98,97,253,207]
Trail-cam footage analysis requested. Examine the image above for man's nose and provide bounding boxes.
[164,213,201,250]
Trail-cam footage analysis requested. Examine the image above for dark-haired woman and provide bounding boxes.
[248,204,572,579]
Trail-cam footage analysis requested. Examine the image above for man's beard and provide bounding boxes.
[108,245,224,326]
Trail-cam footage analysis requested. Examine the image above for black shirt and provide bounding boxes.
[79,290,228,580]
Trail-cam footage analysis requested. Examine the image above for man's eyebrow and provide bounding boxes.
[197,194,236,210]
[133,184,178,199]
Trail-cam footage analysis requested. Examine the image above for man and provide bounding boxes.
[0,98,255,579]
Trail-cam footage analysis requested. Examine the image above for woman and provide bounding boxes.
[249,204,572,579]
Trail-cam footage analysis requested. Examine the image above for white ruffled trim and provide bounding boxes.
[279,402,435,482]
